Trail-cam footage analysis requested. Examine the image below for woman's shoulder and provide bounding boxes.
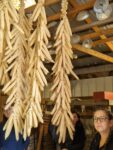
[92,132,100,142]
[105,130,113,149]
[89,132,100,150]
[107,130,113,144]
[0,120,4,130]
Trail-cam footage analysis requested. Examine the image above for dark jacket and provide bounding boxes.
[48,124,58,144]
[0,119,30,150]
[60,120,86,150]
[89,130,113,150]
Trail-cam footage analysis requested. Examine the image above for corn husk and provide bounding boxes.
[51,0,79,143]
[23,0,53,140]
[2,1,30,140]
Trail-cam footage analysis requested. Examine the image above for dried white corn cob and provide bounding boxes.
[2,2,30,140]
[0,0,20,85]
[51,0,79,143]
[23,0,53,140]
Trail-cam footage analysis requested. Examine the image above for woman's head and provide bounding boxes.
[93,109,113,134]
[3,107,13,118]
[71,108,80,125]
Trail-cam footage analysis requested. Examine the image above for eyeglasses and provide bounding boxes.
[93,116,109,122]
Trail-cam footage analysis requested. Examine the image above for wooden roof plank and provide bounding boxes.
[69,0,113,51]
[72,17,113,33]
[93,36,113,46]
[47,0,96,22]
[73,44,113,63]
[69,0,78,7]
[80,28,113,41]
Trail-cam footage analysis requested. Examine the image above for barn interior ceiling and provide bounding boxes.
[25,0,113,80]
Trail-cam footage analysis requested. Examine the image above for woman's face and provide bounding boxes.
[72,113,79,125]
[3,107,13,118]
[93,110,111,134]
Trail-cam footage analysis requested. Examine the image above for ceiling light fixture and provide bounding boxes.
[94,0,112,20]
[82,39,93,49]
[76,10,89,21]
[71,34,80,44]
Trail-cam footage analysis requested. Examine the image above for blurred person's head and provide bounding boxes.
[3,107,13,118]
[93,108,113,135]
[71,108,80,125]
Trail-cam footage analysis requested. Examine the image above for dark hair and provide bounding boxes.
[94,108,113,120]
[71,108,80,119]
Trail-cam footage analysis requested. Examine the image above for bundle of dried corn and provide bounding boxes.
[2,1,30,140]
[11,0,21,10]
[23,0,53,140]
[51,0,79,143]
[0,56,9,85]
[0,0,19,85]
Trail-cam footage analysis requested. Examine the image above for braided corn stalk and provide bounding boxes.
[2,1,30,140]
[23,0,53,140]
[0,0,19,85]
[51,0,79,143]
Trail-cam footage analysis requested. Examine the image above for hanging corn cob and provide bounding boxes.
[0,0,19,85]
[23,0,53,140]
[2,1,30,140]
[11,0,21,10]
[51,0,79,143]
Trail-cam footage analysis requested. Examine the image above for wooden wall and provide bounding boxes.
[42,76,113,98]
[1,76,113,120]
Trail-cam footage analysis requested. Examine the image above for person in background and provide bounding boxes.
[60,109,86,150]
[0,107,30,150]
[48,122,61,150]
[89,108,113,150]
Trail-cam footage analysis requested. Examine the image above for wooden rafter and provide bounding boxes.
[72,17,113,33]
[25,0,95,21]
[73,44,113,63]
[93,36,113,46]
[69,0,78,7]
[86,18,113,51]
[69,0,113,51]
[47,0,96,22]
[76,64,113,75]
[80,28,113,41]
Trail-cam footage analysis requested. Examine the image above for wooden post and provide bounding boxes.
[36,124,44,150]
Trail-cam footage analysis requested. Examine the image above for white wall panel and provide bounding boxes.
[88,78,96,96]
[104,76,113,91]
[72,80,82,97]
[81,79,89,96]
[43,77,113,98]
[95,77,105,91]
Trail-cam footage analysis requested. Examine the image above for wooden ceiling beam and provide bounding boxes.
[69,0,113,51]
[93,36,113,46]
[72,17,113,33]
[70,0,113,34]
[75,64,113,75]
[47,0,96,22]
[86,18,113,51]
[80,28,113,41]
[69,0,78,8]
[73,44,113,63]
[25,0,60,14]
